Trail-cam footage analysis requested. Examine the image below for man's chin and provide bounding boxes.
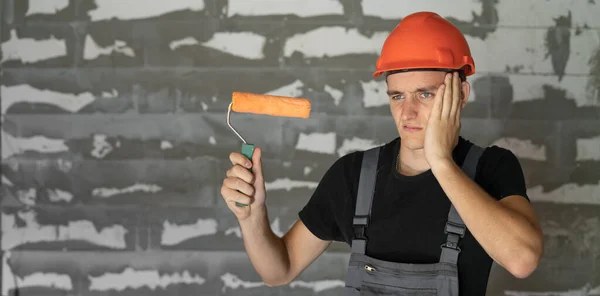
[399,136,425,150]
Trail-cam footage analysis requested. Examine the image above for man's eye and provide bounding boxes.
[392,95,404,100]
[421,92,432,99]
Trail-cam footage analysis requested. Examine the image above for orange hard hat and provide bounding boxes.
[373,11,475,77]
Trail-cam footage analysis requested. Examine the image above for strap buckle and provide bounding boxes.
[441,242,461,251]
[354,225,367,240]
[444,221,466,238]
[353,215,369,240]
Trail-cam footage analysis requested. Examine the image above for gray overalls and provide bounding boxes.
[344,144,485,295]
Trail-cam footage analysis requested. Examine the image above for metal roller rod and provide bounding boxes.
[227,102,247,144]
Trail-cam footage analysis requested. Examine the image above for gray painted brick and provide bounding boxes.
[2,0,600,295]
[2,157,220,207]
[1,206,139,251]
[4,250,351,295]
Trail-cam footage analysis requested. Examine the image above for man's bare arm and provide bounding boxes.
[239,207,331,286]
[431,160,543,279]
[222,148,331,286]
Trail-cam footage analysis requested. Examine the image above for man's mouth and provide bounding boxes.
[403,125,422,132]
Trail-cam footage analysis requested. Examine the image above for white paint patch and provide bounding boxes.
[88,268,205,291]
[361,0,481,21]
[576,136,600,161]
[496,0,600,27]
[528,181,600,205]
[295,132,336,154]
[465,28,598,75]
[360,80,388,108]
[491,138,546,161]
[17,188,37,206]
[337,137,381,157]
[161,140,173,150]
[1,84,96,113]
[209,136,217,145]
[220,273,264,291]
[92,183,162,198]
[265,80,304,97]
[265,178,319,191]
[324,85,344,106]
[2,175,14,186]
[505,284,600,296]
[304,166,312,176]
[289,279,345,293]
[89,0,205,21]
[284,27,388,58]
[169,37,199,50]
[201,101,209,111]
[224,226,242,238]
[57,158,73,172]
[47,189,74,203]
[15,272,73,291]
[2,256,74,294]
[90,134,113,159]
[563,29,599,76]
[506,75,595,106]
[202,33,266,60]
[2,251,15,296]
[227,0,343,17]
[270,217,284,237]
[1,130,69,160]
[102,89,119,98]
[84,35,135,60]
[161,219,218,246]
[26,0,69,15]
[2,211,128,250]
[1,29,67,64]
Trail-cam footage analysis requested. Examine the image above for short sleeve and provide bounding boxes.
[298,156,348,242]
[478,147,530,202]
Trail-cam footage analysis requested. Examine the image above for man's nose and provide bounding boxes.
[401,97,419,120]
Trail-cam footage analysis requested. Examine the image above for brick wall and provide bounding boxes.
[1,0,599,295]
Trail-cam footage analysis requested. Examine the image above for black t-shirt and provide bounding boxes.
[298,136,530,295]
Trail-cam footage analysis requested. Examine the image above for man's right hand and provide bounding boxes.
[221,147,266,220]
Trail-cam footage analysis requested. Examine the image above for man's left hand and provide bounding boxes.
[424,72,463,169]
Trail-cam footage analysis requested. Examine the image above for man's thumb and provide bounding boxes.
[251,147,263,178]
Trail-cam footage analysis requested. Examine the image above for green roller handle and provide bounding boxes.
[236,143,255,207]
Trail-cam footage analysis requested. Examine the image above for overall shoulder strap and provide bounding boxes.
[440,144,486,265]
[351,146,380,254]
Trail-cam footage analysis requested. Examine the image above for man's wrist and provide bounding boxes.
[430,158,458,176]
[239,204,269,229]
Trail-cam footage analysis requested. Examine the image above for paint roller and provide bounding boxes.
[227,92,311,206]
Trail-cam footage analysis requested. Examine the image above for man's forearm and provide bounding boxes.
[431,160,542,278]
[238,206,291,286]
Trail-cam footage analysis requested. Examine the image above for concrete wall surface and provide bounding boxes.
[1,0,599,295]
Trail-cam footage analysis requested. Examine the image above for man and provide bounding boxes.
[220,11,543,295]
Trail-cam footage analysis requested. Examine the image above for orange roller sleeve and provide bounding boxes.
[231,92,311,118]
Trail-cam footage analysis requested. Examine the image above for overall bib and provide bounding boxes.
[344,144,485,296]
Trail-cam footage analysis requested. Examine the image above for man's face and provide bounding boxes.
[386,70,469,150]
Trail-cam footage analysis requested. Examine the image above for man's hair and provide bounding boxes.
[385,68,467,82]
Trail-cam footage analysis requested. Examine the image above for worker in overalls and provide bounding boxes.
[221,11,543,296]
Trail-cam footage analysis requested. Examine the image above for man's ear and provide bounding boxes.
[460,81,470,108]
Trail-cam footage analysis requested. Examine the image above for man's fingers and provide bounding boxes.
[431,82,445,121]
[223,177,255,196]
[229,152,252,169]
[450,71,461,121]
[226,165,255,184]
[441,73,453,118]
[221,186,253,206]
